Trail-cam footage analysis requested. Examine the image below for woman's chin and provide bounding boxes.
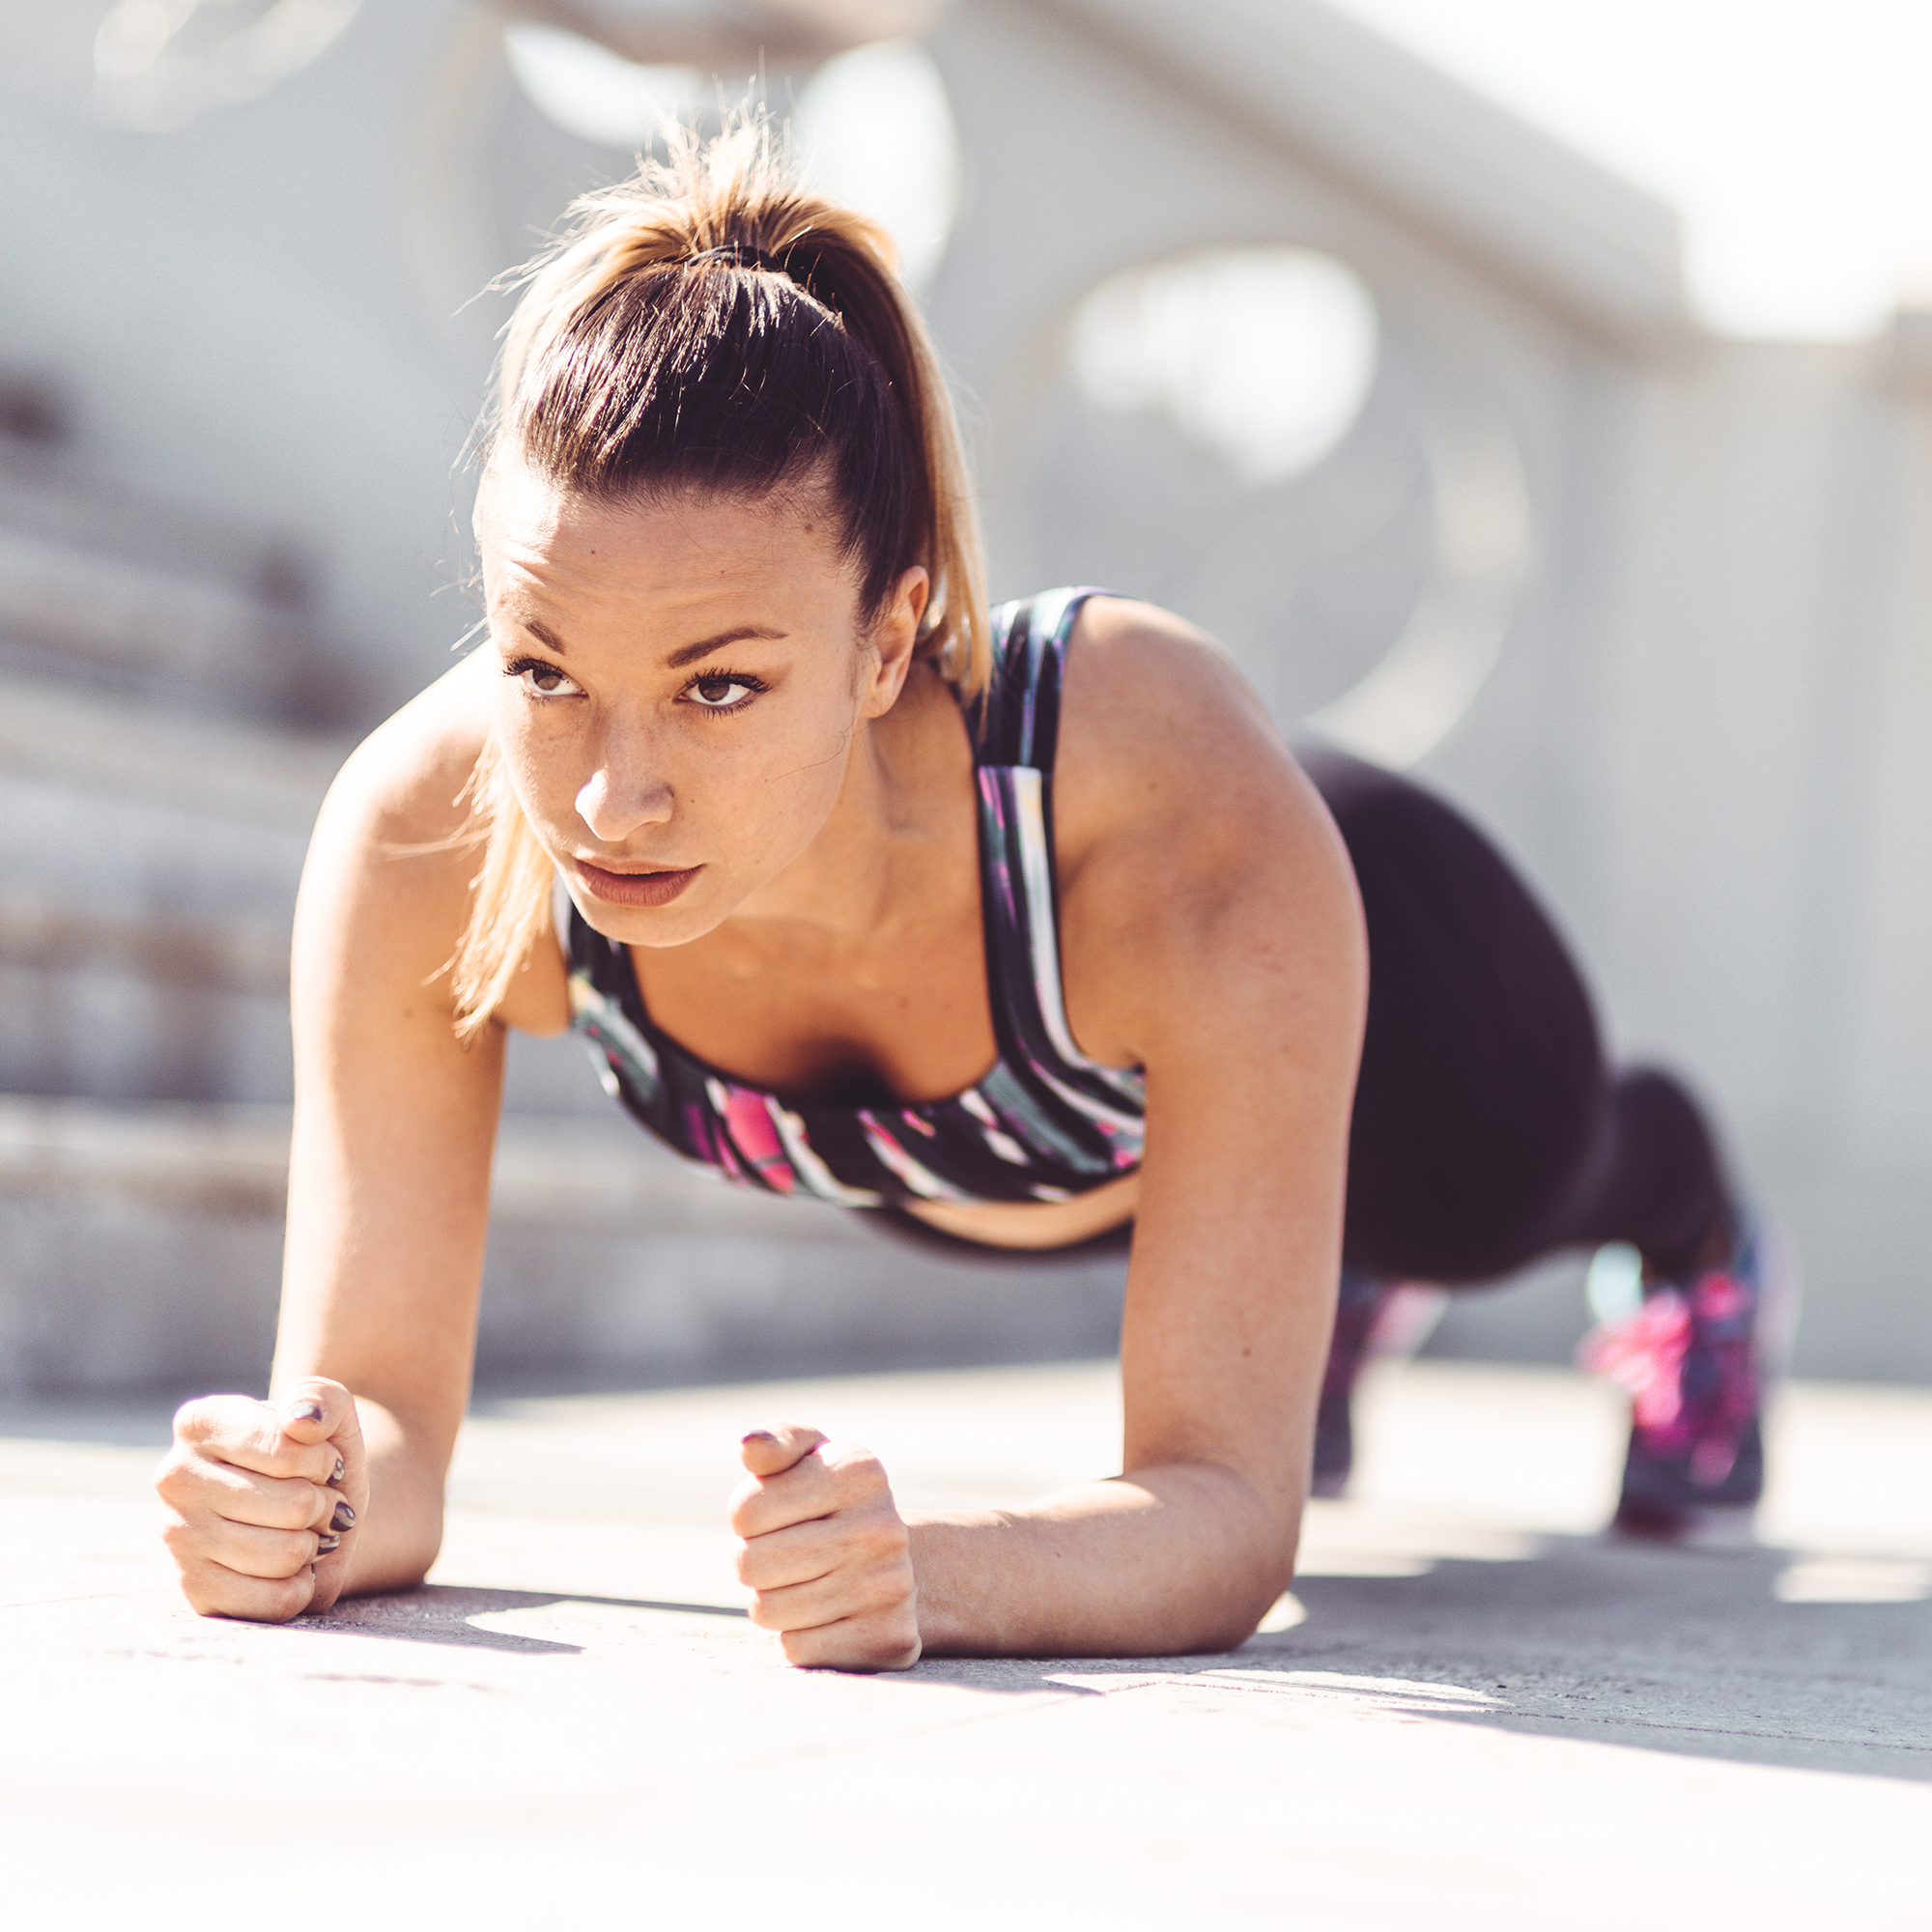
[566,873,733,949]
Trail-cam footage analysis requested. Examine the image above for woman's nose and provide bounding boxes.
[574,766,673,841]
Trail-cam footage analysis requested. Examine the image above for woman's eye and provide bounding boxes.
[686,674,760,710]
[514,664,582,698]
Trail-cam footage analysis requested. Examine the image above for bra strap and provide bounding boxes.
[972,587,1106,771]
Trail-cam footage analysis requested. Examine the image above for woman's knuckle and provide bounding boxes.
[855,1514,904,1560]
[851,1624,916,1672]
[279,1530,322,1575]
[266,1482,320,1530]
[238,1530,309,1578]
[181,1577,225,1617]
[781,1626,841,1670]
[862,1570,910,1615]
[170,1397,213,1440]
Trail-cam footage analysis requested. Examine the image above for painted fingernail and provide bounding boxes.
[315,1534,341,1554]
[331,1457,345,1485]
[330,1501,355,1531]
[285,1399,325,1425]
[741,1430,776,1444]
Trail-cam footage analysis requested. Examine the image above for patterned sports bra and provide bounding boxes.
[558,586,1148,1209]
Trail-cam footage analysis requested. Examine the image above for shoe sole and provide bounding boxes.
[1614,1499,1760,1551]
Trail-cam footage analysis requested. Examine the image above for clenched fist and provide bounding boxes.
[156,1378,365,1621]
[729,1425,921,1672]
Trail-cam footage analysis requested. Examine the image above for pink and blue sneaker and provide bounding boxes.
[1579,1213,1798,1545]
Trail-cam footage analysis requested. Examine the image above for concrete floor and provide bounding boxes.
[3,1358,1929,1929]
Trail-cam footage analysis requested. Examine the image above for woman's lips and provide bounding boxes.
[576,860,703,908]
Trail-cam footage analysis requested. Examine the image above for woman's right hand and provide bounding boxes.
[156,1378,367,1621]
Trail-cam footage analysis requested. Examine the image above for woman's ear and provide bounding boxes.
[859,566,931,717]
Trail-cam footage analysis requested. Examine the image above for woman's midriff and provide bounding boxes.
[901,1172,1140,1249]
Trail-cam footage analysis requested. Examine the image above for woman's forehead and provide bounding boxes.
[479,458,843,577]
[480,463,860,648]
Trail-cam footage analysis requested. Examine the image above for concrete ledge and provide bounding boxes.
[0,897,293,997]
[0,1096,1127,1393]
[0,1095,899,1236]
[0,1096,292,1217]
[0,673,348,824]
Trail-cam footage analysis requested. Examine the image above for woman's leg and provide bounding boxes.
[1556,1067,1734,1277]
[1299,746,1771,1532]
[1296,746,1732,1285]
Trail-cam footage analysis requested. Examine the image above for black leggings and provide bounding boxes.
[872,749,1732,1288]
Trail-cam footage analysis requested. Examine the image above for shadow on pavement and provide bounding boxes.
[1271,1533,1932,1781]
[867,1534,1932,1780]
[290,1582,747,1656]
[273,1541,1932,1783]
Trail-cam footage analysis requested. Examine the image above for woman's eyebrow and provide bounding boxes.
[505,615,571,655]
[503,619,785,666]
[664,626,788,668]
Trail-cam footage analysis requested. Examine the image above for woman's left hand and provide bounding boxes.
[729,1424,922,1671]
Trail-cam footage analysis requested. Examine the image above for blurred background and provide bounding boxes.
[4,0,1931,1395]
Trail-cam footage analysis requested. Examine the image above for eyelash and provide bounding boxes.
[504,655,581,699]
[501,656,769,715]
[681,668,768,714]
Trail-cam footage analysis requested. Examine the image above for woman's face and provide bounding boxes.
[476,455,925,947]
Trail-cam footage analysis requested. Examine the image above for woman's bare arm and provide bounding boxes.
[159,656,567,1618]
[733,605,1365,1662]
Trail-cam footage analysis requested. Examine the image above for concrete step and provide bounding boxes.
[0,440,356,725]
[0,668,347,825]
[0,523,313,720]
[0,676,347,1104]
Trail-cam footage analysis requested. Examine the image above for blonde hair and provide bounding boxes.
[447,115,988,1040]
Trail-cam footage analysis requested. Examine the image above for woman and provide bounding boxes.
[155,124,1777,1670]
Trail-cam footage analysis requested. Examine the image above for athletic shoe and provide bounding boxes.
[1578,1212,1798,1545]
[1310,1270,1451,1498]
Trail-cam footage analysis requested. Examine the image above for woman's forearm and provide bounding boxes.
[907,1462,1298,1658]
[335,1397,449,1599]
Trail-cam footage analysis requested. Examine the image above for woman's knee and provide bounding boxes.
[1590,1065,1735,1274]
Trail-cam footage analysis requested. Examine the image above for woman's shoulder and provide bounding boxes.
[1042,596,1362,1071]
[319,647,497,847]
[298,648,569,1037]
[1056,596,1314,855]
